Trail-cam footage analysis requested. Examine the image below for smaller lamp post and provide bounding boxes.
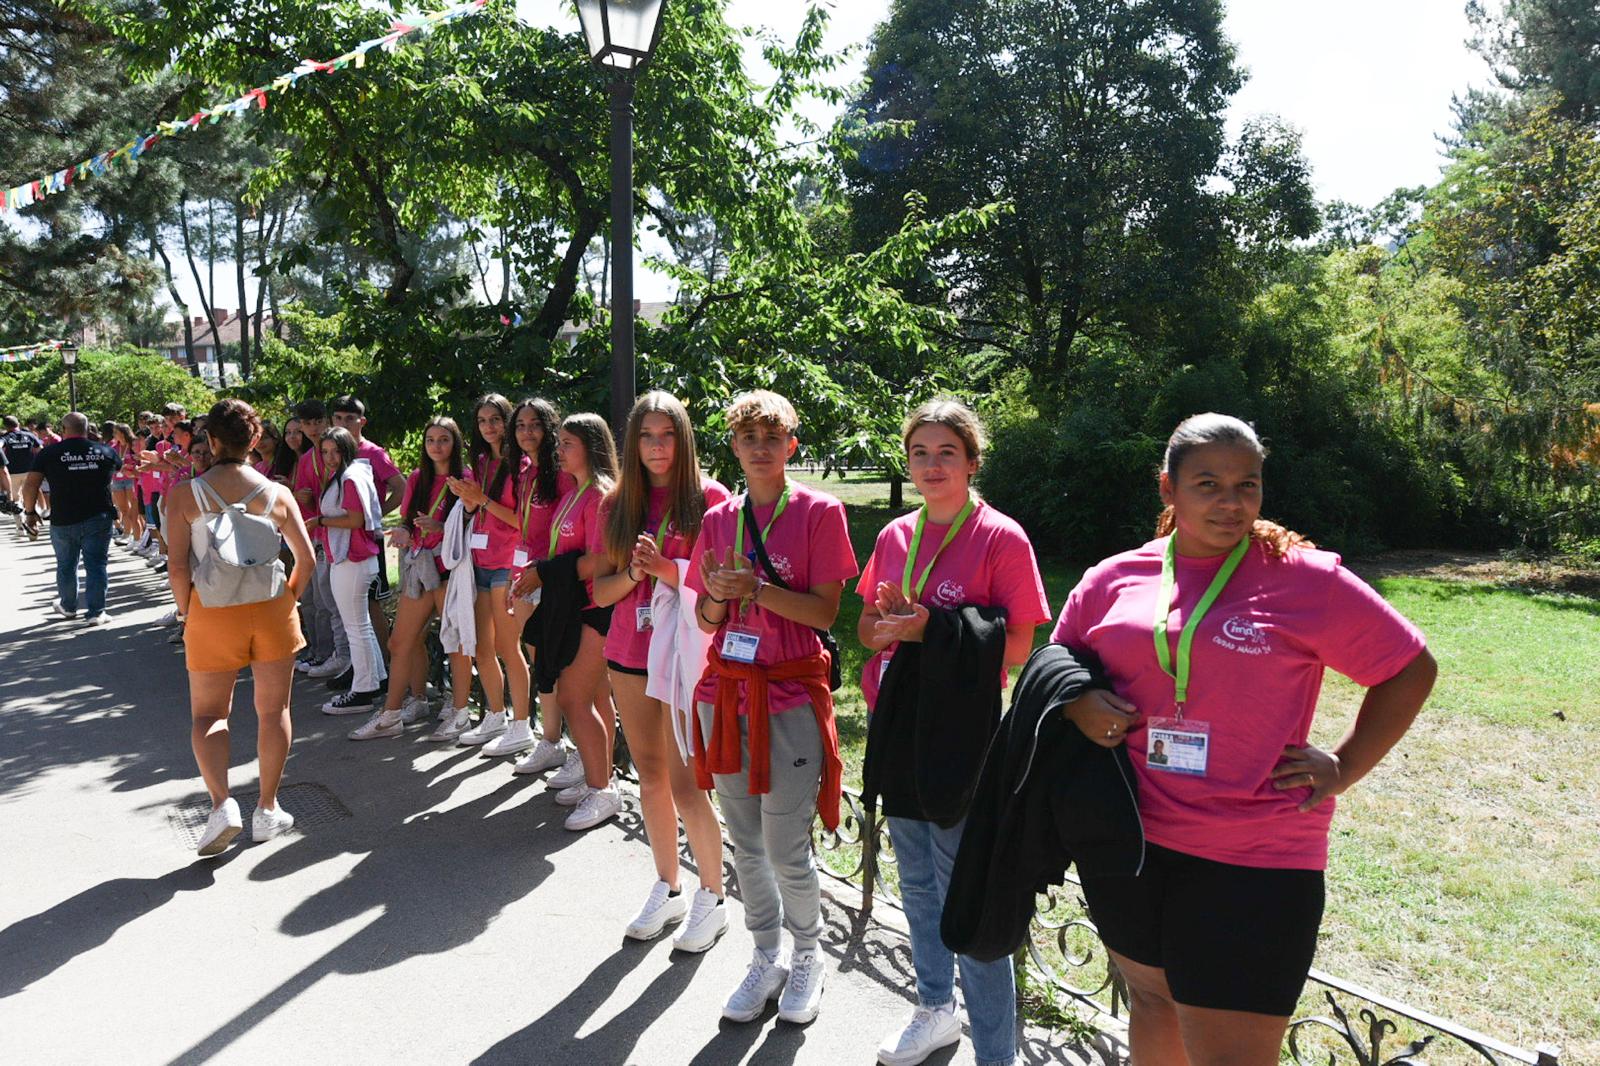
[61,342,79,412]
[574,0,667,436]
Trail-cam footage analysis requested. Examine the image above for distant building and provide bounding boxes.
[158,310,275,383]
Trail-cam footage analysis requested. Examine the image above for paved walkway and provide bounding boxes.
[0,530,1117,1065]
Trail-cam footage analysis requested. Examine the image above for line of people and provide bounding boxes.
[27,382,1436,1066]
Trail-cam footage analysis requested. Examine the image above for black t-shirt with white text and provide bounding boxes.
[1,429,41,474]
[33,438,118,525]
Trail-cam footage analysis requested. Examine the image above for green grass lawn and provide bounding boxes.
[796,471,1599,1061]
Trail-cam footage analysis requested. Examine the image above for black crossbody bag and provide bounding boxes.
[741,494,844,692]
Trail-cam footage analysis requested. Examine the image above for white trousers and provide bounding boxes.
[330,555,386,692]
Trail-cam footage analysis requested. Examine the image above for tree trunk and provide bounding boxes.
[150,229,200,377]
[234,199,250,381]
[888,473,904,509]
[178,195,221,366]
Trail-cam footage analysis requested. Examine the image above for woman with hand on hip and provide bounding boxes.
[1053,413,1437,1065]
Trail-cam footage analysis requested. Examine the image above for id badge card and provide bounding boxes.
[721,625,761,663]
[879,653,892,684]
[1146,717,1209,776]
[513,548,530,568]
[519,587,542,608]
[636,604,654,632]
[469,532,489,550]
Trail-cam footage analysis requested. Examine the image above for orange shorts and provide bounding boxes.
[184,586,306,673]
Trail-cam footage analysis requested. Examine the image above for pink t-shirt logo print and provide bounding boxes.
[1217,615,1272,656]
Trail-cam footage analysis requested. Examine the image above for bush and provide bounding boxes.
[0,346,215,425]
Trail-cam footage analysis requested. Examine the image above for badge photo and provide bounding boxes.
[721,625,761,663]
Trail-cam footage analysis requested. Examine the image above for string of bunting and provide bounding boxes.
[0,340,65,363]
[0,0,488,216]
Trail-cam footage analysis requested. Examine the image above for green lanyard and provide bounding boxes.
[474,458,501,531]
[547,479,592,557]
[518,469,541,541]
[734,481,790,559]
[654,507,673,544]
[1153,535,1250,715]
[902,496,975,600]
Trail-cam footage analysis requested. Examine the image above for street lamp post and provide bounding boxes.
[574,0,667,437]
[61,342,79,412]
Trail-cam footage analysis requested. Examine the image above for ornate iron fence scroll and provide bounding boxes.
[811,786,1562,1066]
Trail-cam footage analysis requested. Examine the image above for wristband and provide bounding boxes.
[707,593,727,604]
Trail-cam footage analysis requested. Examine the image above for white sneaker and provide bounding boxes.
[251,803,296,842]
[564,785,621,831]
[144,553,164,568]
[398,694,432,725]
[82,611,112,627]
[458,710,507,746]
[722,947,789,1023]
[513,738,568,775]
[777,946,825,1024]
[554,782,590,807]
[428,706,473,743]
[197,797,242,856]
[877,1005,961,1066]
[294,657,321,674]
[546,748,586,790]
[349,708,403,741]
[50,599,77,619]
[480,718,536,757]
[673,888,728,954]
[306,655,350,679]
[625,881,688,940]
[157,607,182,627]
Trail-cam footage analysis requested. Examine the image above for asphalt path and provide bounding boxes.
[0,526,1114,1065]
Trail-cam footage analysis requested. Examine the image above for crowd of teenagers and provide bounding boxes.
[6,385,1438,1066]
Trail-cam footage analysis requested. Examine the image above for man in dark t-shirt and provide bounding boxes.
[24,413,119,624]
[2,415,41,475]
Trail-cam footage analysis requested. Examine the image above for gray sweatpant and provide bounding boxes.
[697,701,824,953]
[310,553,349,664]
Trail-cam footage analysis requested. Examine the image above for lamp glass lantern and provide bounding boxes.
[575,0,666,72]
[60,342,78,368]
[61,341,79,411]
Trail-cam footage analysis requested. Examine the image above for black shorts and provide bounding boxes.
[605,659,647,677]
[1078,841,1324,1016]
[581,605,612,636]
[368,560,392,602]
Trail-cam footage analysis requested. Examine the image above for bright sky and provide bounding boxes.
[173,0,1493,313]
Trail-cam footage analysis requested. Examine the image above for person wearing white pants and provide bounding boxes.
[304,427,388,715]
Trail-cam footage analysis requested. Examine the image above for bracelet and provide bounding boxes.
[697,598,724,626]
[706,593,727,604]
[627,564,642,582]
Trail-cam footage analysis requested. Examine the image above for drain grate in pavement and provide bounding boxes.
[168,781,351,847]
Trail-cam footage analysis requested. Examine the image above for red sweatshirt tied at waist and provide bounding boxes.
[693,646,843,832]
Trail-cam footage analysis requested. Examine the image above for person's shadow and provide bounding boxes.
[0,857,234,998]
[472,942,709,1064]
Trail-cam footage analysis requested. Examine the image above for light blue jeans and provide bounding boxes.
[51,513,113,618]
[888,815,1018,1066]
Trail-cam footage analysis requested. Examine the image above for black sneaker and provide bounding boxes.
[325,667,354,691]
[322,689,381,715]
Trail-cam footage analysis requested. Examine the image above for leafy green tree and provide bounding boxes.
[843,0,1317,387]
[1468,0,1600,120]
[0,347,215,423]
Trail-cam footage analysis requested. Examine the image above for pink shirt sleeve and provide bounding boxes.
[1308,563,1427,686]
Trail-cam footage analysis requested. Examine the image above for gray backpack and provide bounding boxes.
[188,474,286,607]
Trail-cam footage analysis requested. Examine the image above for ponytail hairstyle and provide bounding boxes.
[468,392,519,502]
[560,413,619,497]
[1154,413,1313,559]
[404,416,466,534]
[605,391,708,569]
[511,397,561,505]
[319,426,358,491]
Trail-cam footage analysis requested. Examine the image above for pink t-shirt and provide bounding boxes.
[514,467,577,568]
[549,479,605,605]
[137,438,163,496]
[251,459,272,478]
[1050,537,1427,871]
[293,447,331,520]
[153,438,175,492]
[356,438,402,490]
[398,468,457,554]
[603,478,733,669]
[856,500,1051,710]
[317,479,380,562]
[470,453,528,570]
[686,479,859,714]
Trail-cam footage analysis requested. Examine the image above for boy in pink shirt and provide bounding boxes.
[686,390,857,1028]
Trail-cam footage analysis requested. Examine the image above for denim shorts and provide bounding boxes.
[111,478,135,492]
[474,565,511,591]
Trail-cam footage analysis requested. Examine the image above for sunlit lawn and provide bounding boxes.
[795,471,1600,1062]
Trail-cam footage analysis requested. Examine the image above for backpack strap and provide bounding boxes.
[235,479,274,510]
[190,475,223,514]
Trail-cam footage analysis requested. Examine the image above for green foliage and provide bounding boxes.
[0,346,214,424]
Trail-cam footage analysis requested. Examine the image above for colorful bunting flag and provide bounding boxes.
[0,0,487,216]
